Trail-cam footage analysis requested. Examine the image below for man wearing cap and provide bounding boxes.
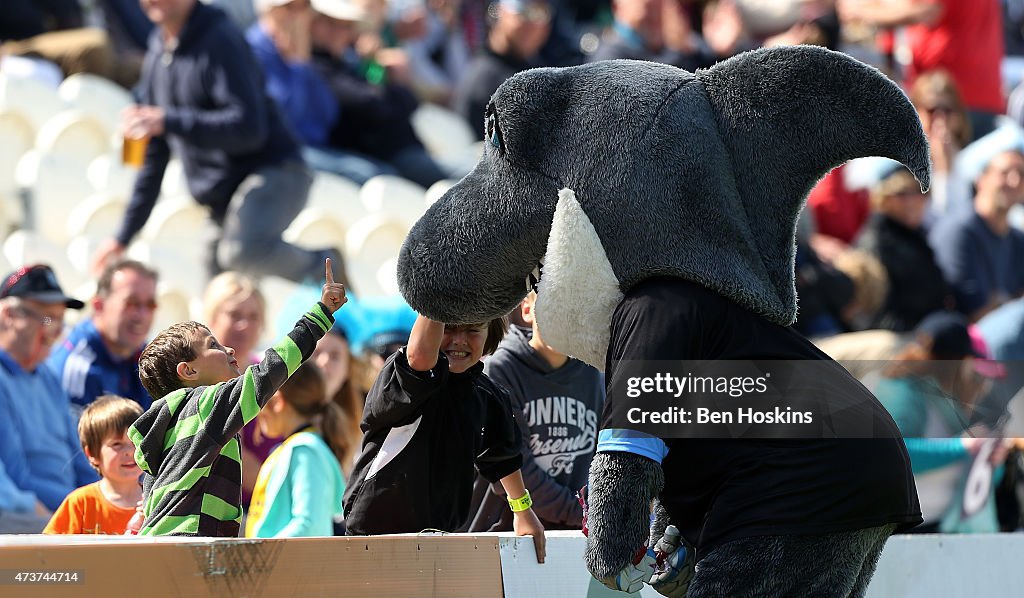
[0,265,98,523]
[46,259,159,414]
[929,146,1024,321]
[91,0,344,285]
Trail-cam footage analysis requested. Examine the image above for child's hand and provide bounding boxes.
[513,508,547,564]
[125,500,144,535]
[322,258,347,314]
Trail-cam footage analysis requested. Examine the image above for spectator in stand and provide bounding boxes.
[463,290,603,532]
[837,0,1005,140]
[929,129,1024,322]
[793,243,888,338]
[590,0,717,69]
[310,0,454,188]
[47,259,159,415]
[203,0,258,31]
[91,0,347,286]
[43,396,144,535]
[201,271,278,511]
[805,165,871,254]
[388,0,473,105]
[247,0,399,185]
[855,161,951,332]
[0,265,98,519]
[909,69,974,222]
[93,0,155,85]
[874,312,1018,533]
[245,362,346,537]
[0,0,136,85]
[311,323,365,478]
[659,0,718,70]
[453,0,553,131]
[0,459,52,533]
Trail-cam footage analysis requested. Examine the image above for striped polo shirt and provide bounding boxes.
[129,303,333,536]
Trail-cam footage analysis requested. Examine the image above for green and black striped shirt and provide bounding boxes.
[129,303,333,536]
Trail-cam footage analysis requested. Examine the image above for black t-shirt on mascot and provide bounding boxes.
[601,277,923,559]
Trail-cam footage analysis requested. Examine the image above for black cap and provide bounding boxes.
[915,311,980,359]
[366,329,409,359]
[0,265,85,309]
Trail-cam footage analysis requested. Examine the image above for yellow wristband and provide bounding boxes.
[508,490,533,512]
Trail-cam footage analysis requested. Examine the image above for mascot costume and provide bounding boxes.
[396,46,926,597]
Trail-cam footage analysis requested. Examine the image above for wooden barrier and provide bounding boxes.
[3,532,1024,597]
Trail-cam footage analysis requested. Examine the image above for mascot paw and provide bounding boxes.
[598,546,657,593]
[649,526,693,598]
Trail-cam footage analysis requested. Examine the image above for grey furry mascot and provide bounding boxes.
[396,46,926,597]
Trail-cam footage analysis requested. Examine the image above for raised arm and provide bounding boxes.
[201,259,346,444]
[406,315,444,372]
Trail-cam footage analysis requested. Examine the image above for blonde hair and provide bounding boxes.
[202,271,266,326]
[832,250,889,318]
[78,395,144,475]
[869,169,921,211]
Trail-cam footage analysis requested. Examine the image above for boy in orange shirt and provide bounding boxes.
[44,396,144,534]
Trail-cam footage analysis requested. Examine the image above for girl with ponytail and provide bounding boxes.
[245,362,346,537]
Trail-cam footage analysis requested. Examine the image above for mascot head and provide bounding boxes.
[397,46,930,368]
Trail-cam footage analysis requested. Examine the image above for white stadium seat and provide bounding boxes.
[138,198,210,245]
[283,206,348,250]
[57,73,132,140]
[15,149,93,245]
[87,153,137,198]
[150,283,196,336]
[411,103,478,164]
[66,193,127,240]
[160,159,191,201]
[0,109,36,195]
[307,171,367,224]
[424,178,457,207]
[0,72,66,135]
[35,110,110,166]
[2,229,85,291]
[359,175,426,229]
[126,241,206,300]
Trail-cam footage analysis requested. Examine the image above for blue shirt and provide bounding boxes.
[929,211,1024,315]
[245,23,339,148]
[46,318,151,411]
[0,350,98,511]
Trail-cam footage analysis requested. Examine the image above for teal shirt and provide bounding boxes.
[874,375,971,473]
[246,430,345,538]
[874,375,1003,533]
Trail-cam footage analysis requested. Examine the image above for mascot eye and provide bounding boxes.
[485,108,503,151]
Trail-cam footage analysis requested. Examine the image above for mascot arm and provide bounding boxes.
[584,451,664,586]
[649,497,672,549]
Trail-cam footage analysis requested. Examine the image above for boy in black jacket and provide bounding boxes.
[343,314,546,563]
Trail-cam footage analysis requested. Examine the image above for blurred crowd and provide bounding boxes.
[3,0,1024,539]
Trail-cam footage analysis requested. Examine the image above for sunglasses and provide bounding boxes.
[924,105,955,117]
[15,303,64,331]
